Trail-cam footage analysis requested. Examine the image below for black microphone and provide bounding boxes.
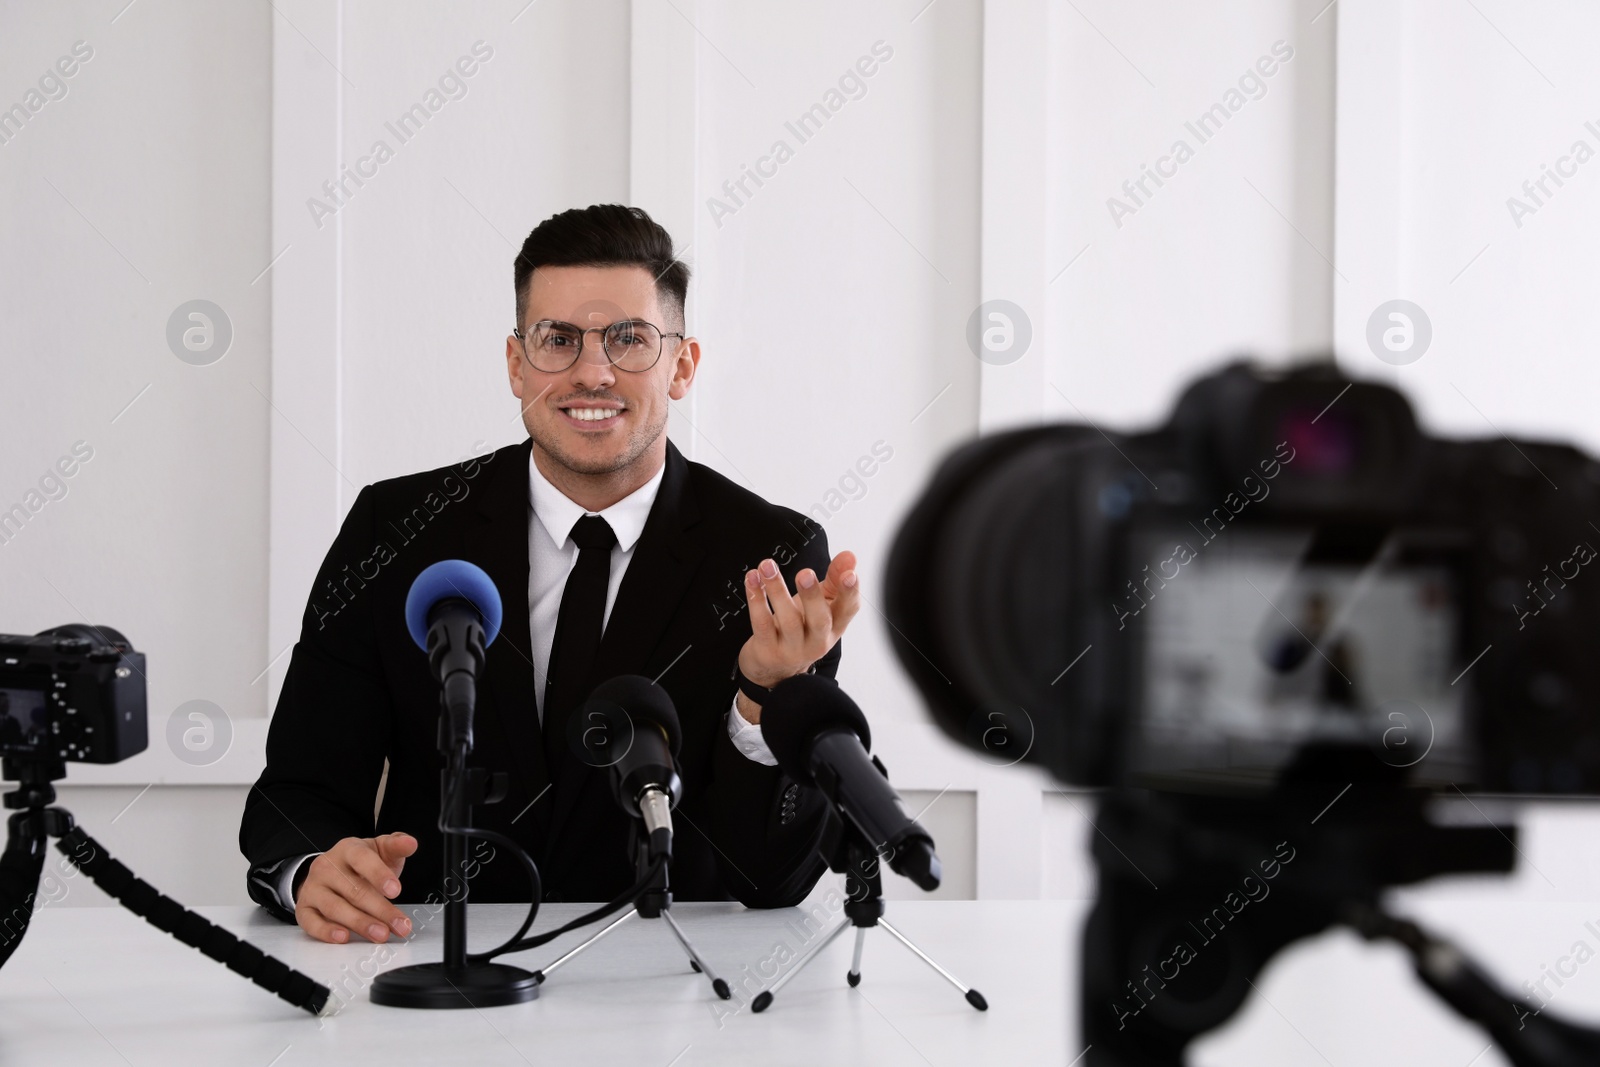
[404,560,504,753]
[760,674,941,891]
[583,676,683,861]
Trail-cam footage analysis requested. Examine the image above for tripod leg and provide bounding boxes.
[53,826,335,1016]
[0,818,47,971]
[752,917,852,1013]
[660,912,703,975]
[660,910,731,1000]
[1351,904,1600,1067]
[847,927,866,987]
[531,909,636,985]
[877,918,987,1011]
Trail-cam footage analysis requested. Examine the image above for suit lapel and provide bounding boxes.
[470,440,552,838]
[543,439,708,859]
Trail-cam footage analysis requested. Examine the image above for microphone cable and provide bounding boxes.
[470,855,664,964]
[433,745,665,964]
[434,744,542,960]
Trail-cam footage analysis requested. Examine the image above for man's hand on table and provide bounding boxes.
[735,549,860,725]
[295,832,418,944]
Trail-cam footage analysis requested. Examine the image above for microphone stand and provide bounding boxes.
[528,823,732,1000]
[369,682,540,1008]
[751,811,987,1013]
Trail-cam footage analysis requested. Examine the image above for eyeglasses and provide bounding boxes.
[512,319,685,373]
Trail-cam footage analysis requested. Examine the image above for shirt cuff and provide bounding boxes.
[726,694,779,766]
[273,852,320,912]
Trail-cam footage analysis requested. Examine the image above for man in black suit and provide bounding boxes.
[240,204,860,945]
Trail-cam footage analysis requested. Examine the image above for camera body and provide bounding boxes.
[887,360,1600,796]
[0,625,147,765]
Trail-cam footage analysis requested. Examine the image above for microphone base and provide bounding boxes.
[370,961,540,1010]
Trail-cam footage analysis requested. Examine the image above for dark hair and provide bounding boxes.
[513,204,689,330]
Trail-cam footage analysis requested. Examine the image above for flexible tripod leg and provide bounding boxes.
[6,764,332,1017]
[877,918,988,1010]
[57,826,334,1016]
[751,916,852,1012]
[531,908,636,984]
[0,817,46,970]
[660,909,731,999]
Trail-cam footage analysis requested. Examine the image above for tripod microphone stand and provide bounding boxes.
[751,816,987,1013]
[529,824,732,1000]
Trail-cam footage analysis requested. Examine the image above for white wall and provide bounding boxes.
[0,0,273,889]
[1045,0,1338,427]
[1333,0,1600,450]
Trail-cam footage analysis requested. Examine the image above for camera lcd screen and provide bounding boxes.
[0,684,50,755]
[1130,527,1472,788]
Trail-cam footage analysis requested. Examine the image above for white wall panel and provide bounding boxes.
[1334,0,1600,451]
[0,1,272,782]
[1045,0,1338,431]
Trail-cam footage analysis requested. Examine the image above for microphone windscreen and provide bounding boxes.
[759,674,872,785]
[588,675,681,757]
[404,560,504,650]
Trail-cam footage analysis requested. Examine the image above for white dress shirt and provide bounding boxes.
[525,454,661,719]
[525,452,776,759]
[271,450,779,911]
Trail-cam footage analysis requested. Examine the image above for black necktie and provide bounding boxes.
[543,514,617,760]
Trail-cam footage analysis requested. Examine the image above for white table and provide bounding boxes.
[0,899,1073,1066]
[8,894,1600,1065]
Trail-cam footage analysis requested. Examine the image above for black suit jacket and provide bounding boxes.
[240,438,837,920]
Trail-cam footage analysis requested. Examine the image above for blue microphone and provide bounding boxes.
[406,560,503,753]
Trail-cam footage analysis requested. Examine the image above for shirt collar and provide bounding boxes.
[528,449,665,553]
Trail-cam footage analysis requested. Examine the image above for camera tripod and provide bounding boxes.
[0,756,331,1015]
[529,828,732,999]
[751,819,987,1013]
[1083,764,1600,1067]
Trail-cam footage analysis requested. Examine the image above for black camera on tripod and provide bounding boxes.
[0,625,147,765]
[1,625,332,1015]
[885,360,1600,1066]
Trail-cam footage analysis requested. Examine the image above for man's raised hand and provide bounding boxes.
[736,550,860,722]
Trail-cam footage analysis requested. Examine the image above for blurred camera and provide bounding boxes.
[0,625,147,765]
[887,360,1600,796]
